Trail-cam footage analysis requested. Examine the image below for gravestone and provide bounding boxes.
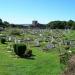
[6,36,12,41]
[9,36,12,41]
[69,40,75,47]
[34,39,40,47]
[63,40,71,45]
[17,39,21,43]
[14,38,18,44]
[39,34,42,37]
[51,36,55,43]
[46,43,55,49]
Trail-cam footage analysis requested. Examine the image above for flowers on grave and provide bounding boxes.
[68,50,72,53]
[46,43,55,49]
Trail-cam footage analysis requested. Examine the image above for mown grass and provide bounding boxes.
[0,29,75,75]
[0,43,62,75]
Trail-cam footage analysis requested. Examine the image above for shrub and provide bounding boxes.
[13,44,27,57]
[13,44,33,58]
[60,53,69,64]
[60,51,72,65]
[1,38,6,44]
[64,45,70,50]
[24,50,32,57]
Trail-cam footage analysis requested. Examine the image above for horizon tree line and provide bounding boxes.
[0,18,75,29]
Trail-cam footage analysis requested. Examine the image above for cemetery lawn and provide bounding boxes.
[0,43,62,75]
[1,29,75,75]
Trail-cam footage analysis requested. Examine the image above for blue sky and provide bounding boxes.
[0,0,75,24]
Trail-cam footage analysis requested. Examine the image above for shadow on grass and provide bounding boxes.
[19,54,36,60]
[24,54,35,60]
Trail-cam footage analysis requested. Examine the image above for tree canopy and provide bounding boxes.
[0,18,75,29]
[47,20,75,29]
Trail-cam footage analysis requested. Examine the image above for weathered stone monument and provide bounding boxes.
[34,39,40,47]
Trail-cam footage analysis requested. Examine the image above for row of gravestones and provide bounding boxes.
[5,36,74,49]
[0,28,73,49]
[5,36,55,49]
[5,37,54,49]
[9,28,70,37]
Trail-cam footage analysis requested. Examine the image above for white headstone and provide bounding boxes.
[14,38,17,43]
[8,36,12,41]
[17,39,21,43]
[39,34,42,37]
[34,39,40,47]
[51,36,54,43]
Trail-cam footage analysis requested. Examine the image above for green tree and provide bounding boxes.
[0,19,2,24]
[47,21,66,29]
[4,21,10,27]
[67,20,75,29]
